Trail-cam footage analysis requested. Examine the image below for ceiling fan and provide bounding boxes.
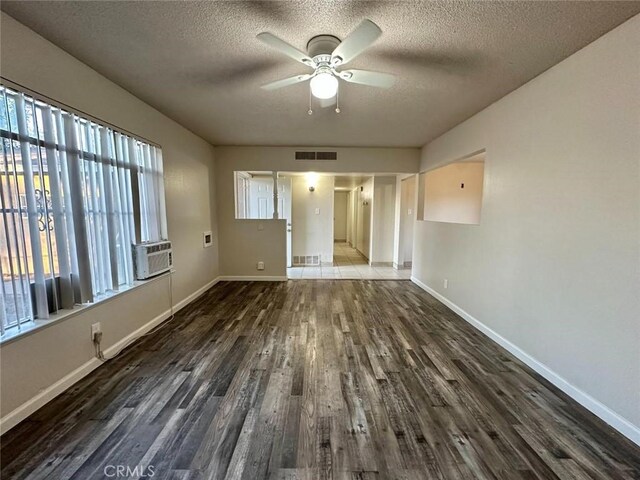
[257,19,395,113]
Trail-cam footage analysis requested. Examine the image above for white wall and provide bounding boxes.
[333,191,348,241]
[371,176,397,264]
[215,147,419,277]
[291,175,334,264]
[413,14,640,441]
[0,13,219,426]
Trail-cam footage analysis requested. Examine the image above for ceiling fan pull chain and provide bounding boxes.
[308,86,313,115]
[336,87,341,114]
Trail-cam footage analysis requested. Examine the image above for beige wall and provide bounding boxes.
[371,176,397,263]
[214,147,419,276]
[356,178,374,259]
[214,146,420,174]
[0,13,219,422]
[333,191,348,241]
[292,175,334,264]
[219,219,286,277]
[413,14,640,437]
[422,161,484,225]
[347,190,357,246]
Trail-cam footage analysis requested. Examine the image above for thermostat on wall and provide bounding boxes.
[203,231,213,248]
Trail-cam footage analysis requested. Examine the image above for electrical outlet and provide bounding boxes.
[91,322,101,340]
[257,223,264,231]
[315,208,320,215]
[257,261,265,271]
[443,279,448,289]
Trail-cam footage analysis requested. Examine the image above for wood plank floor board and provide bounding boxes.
[1,280,638,479]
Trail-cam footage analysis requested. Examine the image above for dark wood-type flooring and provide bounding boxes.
[2,280,639,479]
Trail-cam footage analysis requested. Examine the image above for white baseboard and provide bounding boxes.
[218,276,287,282]
[410,276,640,447]
[0,276,220,436]
[393,262,412,270]
[371,262,393,267]
[173,276,220,311]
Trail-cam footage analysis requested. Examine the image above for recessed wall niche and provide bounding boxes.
[418,151,485,225]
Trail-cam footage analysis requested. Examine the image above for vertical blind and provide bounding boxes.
[0,84,167,334]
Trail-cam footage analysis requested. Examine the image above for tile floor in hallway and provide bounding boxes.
[287,242,411,279]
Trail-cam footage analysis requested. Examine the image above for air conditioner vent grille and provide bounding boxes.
[316,151,337,160]
[295,151,316,160]
[133,241,172,280]
[295,151,337,161]
[292,254,320,266]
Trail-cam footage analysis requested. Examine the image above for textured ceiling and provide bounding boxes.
[2,1,639,147]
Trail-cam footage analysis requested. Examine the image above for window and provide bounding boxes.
[0,84,167,334]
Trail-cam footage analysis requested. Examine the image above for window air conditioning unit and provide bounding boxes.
[133,241,172,280]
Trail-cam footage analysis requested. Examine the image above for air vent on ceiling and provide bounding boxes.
[316,151,337,160]
[295,151,316,160]
[295,151,337,161]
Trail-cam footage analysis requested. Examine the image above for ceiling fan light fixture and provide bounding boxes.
[310,73,338,99]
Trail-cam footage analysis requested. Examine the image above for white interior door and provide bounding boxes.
[248,177,273,219]
[278,177,293,267]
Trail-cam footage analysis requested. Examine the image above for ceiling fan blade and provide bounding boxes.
[257,32,314,67]
[339,69,395,88]
[331,19,382,66]
[261,74,312,91]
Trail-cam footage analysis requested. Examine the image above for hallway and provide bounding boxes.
[287,242,411,280]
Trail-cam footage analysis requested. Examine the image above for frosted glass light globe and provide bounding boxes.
[310,73,338,99]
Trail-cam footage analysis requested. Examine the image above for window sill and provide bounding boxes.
[0,271,172,347]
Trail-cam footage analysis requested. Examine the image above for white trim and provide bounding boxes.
[410,276,640,447]
[0,276,220,435]
[218,276,287,282]
[371,262,394,267]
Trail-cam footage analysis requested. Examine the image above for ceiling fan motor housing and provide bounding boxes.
[307,35,341,64]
